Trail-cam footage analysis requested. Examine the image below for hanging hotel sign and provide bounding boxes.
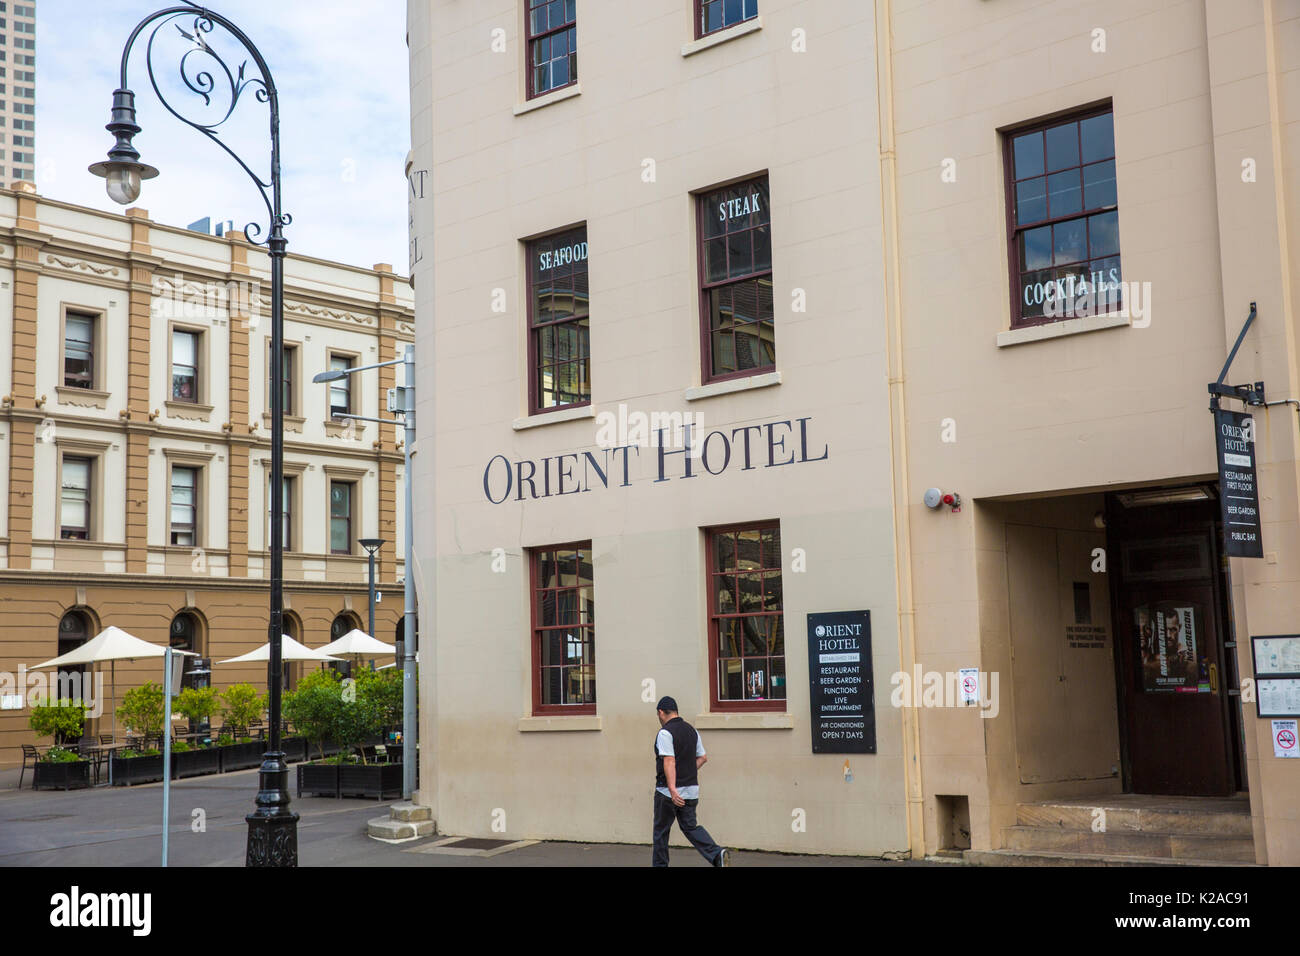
[1213,408,1263,558]
[806,610,876,754]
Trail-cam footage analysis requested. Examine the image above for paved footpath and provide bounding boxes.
[0,768,931,867]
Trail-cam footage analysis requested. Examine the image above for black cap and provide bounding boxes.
[656,696,678,714]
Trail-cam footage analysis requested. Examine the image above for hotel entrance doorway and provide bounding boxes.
[1106,486,1243,796]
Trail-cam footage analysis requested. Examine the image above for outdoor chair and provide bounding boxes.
[99,734,114,746]
[19,744,40,789]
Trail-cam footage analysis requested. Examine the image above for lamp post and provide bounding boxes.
[90,3,299,866]
[313,346,417,798]
[358,538,385,665]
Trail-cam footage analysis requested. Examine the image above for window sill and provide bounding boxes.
[694,712,794,730]
[262,412,306,434]
[514,83,581,116]
[682,17,763,57]
[55,385,109,409]
[684,370,781,402]
[512,404,595,430]
[996,311,1131,347]
[518,715,602,732]
[323,419,365,437]
[164,400,213,423]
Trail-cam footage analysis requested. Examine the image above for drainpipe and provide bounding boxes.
[874,0,926,860]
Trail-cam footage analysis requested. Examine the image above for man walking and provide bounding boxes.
[652,696,729,867]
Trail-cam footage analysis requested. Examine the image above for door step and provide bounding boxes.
[367,801,436,843]
[992,795,1256,865]
[965,848,1258,867]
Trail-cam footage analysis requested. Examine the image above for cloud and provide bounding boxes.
[38,0,410,272]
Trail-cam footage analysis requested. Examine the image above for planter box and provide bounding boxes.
[171,747,222,780]
[339,762,403,800]
[33,760,91,791]
[219,740,264,773]
[296,760,403,800]
[280,737,308,763]
[296,761,339,798]
[112,753,165,786]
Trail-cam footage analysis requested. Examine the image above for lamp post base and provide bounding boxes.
[245,753,299,867]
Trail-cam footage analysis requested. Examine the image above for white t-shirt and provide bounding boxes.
[656,727,706,800]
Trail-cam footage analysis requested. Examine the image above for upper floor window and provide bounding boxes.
[269,341,296,415]
[172,329,200,402]
[328,354,352,419]
[267,474,295,552]
[528,225,590,413]
[530,543,595,714]
[697,176,774,383]
[60,456,92,541]
[708,521,784,710]
[1006,106,1119,328]
[526,0,576,98]
[329,480,354,554]
[63,311,95,389]
[170,466,198,546]
[697,0,758,38]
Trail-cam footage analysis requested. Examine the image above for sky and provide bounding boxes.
[38,0,410,271]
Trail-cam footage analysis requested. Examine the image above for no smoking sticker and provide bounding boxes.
[1273,719,1298,758]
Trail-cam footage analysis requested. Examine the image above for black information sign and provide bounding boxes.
[1214,408,1263,558]
[806,610,875,754]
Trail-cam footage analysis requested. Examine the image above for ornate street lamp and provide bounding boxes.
[90,2,298,866]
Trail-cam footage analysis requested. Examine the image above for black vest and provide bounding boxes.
[654,717,699,789]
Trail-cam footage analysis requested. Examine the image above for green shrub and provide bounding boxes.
[117,682,165,739]
[174,686,219,724]
[29,699,86,745]
[215,734,233,747]
[171,740,192,753]
[219,683,266,736]
[41,746,84,763]
[117,748,160,760]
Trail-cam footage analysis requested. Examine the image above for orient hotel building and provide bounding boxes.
[410,0,1300,865]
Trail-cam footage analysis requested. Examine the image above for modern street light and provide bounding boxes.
[313,345,418,798]
[90,3,299,866]
[358,537,386,665]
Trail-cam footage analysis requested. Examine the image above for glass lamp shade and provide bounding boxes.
[105,166,142,205]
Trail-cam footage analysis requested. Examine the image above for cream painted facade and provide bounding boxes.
[409,0,1300,864]
[0,184,413,764]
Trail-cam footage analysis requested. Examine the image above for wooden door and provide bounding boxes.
[1116,580,1234,795]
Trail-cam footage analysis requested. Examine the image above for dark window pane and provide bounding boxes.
[1080,112,1114,164]
[1082,160,1116,209]
[1047,169,1081,218]
[1045,122,1079,172]
[719,657,742,700]
[714,531,736,571]
[1019,268,1052,318]
[724,0,742,23]
[727,229,753,278]
[1015,177,1047,225]
[1012,131,1043,179]
[705,238,728,283]
[1088,210,1120,258]
[1020,225,1052,271]
[752,224,772,272]
[1053,218,1087,265]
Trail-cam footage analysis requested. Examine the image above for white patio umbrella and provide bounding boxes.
[215,634,342,665]
[317,628,395,664]
[28,625,190,742]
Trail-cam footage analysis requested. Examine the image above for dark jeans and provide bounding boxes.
[652,790,722,867]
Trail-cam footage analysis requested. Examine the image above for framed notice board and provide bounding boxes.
[1253,635,1300,718]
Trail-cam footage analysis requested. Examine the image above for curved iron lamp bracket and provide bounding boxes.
[121,3,289,246]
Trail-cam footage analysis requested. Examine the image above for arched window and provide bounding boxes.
[330,612,361,678]
[169,611,208,690]
[282,612,303,692]
[56,610,92,701]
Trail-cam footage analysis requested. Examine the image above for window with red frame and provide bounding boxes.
[531,543,595,713]
[528,226,590,413]
[526,0,576,98]
[698,176,774,383]
[697,0,758,38]
[1006,106,1119,327]
[708,522,783,709]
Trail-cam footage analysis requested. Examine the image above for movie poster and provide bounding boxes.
[1136,604,1203,693]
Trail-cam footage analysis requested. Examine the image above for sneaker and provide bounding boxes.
[715,848,730,867]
